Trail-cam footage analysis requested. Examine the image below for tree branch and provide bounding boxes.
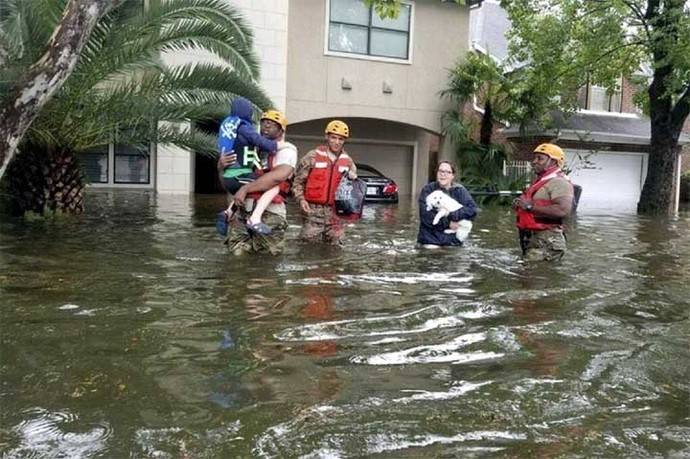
[555,40,645,80]
[0,0,123,181]
[671,83,690,133]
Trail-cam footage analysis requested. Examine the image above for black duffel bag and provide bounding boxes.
[334,172,366,218]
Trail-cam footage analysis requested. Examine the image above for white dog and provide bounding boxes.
[425,190,473,242]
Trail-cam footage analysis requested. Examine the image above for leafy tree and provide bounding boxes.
[501,0,690,215]
[440,51,544,146]
[442,52,505,146]
[1,0,270,215]
[372,0,690,214]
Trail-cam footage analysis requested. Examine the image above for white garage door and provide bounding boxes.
[567,150,647,212]
[289,139,414,196]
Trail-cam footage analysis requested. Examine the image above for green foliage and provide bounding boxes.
[363,0,403,19]
[500,0,690,115]
[454,142,528,205]
[442,52,505,107]
[442,103,527,205]
[0,0,271,159]
[365,0,469,19]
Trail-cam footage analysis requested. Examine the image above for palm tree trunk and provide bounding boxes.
[0,0,123,182]
[479,101,493,146]
[6,147,85,215]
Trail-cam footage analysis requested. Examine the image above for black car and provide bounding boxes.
[356,164,399,203]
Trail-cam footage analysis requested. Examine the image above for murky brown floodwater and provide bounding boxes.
[1,189,689,458]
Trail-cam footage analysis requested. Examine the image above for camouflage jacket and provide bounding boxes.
[292,147,357,203]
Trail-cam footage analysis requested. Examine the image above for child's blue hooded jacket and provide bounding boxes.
[219,97,278,171]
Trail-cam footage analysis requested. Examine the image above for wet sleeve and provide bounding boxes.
[291,151,314,201]
[238,124,278,152]
[449,186,477,221]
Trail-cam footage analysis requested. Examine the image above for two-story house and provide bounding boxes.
[470,0,690,212]
[94,0,480,199]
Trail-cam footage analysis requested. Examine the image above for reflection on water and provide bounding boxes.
[1,189,689,458]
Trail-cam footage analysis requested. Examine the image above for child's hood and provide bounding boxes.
[230,97,254,124]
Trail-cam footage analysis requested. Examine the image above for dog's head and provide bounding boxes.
[426,190,444,210]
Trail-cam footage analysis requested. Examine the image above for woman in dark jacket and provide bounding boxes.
[417,161,477,247]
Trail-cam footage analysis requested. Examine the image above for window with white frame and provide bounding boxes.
[578,79,622,113]
[328,0,412,60]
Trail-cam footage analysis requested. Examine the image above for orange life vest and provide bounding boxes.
[516,167,572,231]
[303,148,353,206]
[247,151,291,204]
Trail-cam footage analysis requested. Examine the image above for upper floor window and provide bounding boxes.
[578,80,622,113]
[328,0,412,61]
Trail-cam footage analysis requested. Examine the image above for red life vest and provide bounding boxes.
[247,151,291,204]
[515,166,572,231]
[303,147,353,206]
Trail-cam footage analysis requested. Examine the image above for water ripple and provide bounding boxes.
[351,332,504,366]
[3,408,112,459]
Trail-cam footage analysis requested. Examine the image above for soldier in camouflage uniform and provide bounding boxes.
[292,120,357,246]
[513,143,574,262]
[218,110,297,255]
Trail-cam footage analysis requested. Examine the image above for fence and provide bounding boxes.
[503,160,532,184]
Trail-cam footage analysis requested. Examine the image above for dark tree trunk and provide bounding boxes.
[637,0,690,215]
[637,123,680,214]
[0,0,122,182]
[480,101,493,146]
[5,148,85,216]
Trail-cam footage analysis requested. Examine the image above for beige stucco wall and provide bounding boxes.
[285,0,470,134]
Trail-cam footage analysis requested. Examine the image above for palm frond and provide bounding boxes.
[70,0,260,96]
[10,0,271,160]
[152,124,218,157]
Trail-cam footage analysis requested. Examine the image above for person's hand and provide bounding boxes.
[348,169,357,180]
[512,197,532,210]
[449,221,460,230]
[234,185,248,207]
[299,198,311,214]
[218,153,237,170]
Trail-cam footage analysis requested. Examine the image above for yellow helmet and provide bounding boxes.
[260,109,287,131]
[534,143,565,167]
[325,120,349,138]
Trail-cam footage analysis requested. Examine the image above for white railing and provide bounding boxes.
[503,160,532,184]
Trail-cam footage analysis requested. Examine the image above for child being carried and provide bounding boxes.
[217,98,288,236]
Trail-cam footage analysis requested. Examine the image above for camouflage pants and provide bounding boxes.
[519,229,567,262]
[225,207,288,255]
[299,204,344,246]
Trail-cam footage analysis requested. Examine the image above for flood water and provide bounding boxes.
[1,190,689,458]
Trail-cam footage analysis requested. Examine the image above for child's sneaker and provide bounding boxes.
[246,221,272,236]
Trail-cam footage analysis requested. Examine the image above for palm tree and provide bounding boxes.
[441,51,535,198]
[0,0,271,215]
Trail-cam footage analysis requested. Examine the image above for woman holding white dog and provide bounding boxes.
[417,161,477,248]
